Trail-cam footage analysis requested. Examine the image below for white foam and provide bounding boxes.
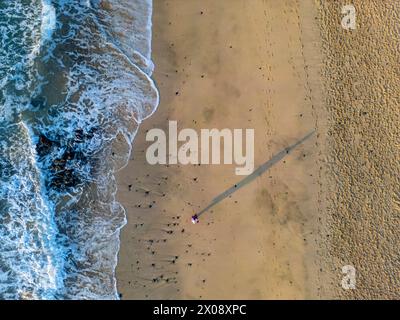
[0,122,64,299]
[40,0,56,44]
[0,0,159,300]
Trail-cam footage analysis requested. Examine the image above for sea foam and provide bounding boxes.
[0,0,158,299]
[40,0,56,44]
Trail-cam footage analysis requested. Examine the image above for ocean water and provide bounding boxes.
[0,0,158,299]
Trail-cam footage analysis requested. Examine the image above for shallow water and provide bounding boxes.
[0,0,158,299]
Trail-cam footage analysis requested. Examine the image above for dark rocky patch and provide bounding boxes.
[36,128,98,191]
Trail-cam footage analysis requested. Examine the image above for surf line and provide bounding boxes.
[191,131,315,224]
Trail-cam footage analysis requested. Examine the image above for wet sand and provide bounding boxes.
[116,0,328,299]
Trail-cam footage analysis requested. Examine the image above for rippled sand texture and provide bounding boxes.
[317,0,400,299]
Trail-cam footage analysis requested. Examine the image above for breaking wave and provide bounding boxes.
[0,0,158,299]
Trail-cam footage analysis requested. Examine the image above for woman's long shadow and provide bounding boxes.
[195,130,315,219]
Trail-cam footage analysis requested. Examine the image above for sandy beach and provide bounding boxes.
[116,0,399,299]
[317,0,400,299]
[2,0,399,301]
[116,0,328,299]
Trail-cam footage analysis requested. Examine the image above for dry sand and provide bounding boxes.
[317,0,400,299]
[115,0,399,299]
